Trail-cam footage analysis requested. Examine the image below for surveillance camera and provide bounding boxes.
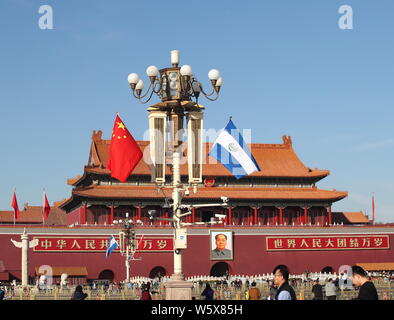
[221,196,229,203]
[175,249,181,254]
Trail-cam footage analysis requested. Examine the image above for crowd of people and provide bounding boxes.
[0,265,391,300]
[197,265,383,300]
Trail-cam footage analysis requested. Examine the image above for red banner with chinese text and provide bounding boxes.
[33,236,173,252]
[266,235,390,251]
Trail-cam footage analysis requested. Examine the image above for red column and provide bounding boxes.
[192,208,195,224]
[279,208,283,225]
[274,209,278,225]
[81,204,87,224]
[108,205,114,225]
[228,207,232,225]
[328,206,332,225]
[138,205,142,221]
[303,207,308,225]
[254,207,258,225]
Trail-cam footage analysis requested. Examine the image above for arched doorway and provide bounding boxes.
[149,266,167,279]
[98,269,114,281]
[321,266,334,274]
[210,262,230,277]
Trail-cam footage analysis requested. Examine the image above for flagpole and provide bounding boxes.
[372,192,375,225]
[42,188,45,226]
[13,187,16,225]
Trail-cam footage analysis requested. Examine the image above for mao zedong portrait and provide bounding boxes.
[211,233,232,260]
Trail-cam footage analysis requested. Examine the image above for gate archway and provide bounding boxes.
[149,266,167,279]
[98,269,114,281]
[210,262,230,277]
[321,266,334,274]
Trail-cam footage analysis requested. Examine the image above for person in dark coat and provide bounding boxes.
[312,279,323,300]
[71,285,88,300]
[351,266,379,300]
[201,282,214,300]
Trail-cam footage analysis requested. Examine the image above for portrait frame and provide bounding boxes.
[210,230,233,261]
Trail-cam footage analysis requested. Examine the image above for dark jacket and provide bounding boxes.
[354,281,378,300]
[201,288,214,300]
[71,291,88,300]
[312,284,323,299]
[275,282,297,300]
[0,289,5,300]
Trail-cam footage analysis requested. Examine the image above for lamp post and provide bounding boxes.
[113,212,142,283]
[127,50,224,299]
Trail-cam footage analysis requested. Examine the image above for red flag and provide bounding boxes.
[11,192,20,221]
[107,114,143,182]
[43,192,51,219]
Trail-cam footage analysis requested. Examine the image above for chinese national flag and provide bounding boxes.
[43,192,51,219]
[107,114,143,182]
[11,192,20,220]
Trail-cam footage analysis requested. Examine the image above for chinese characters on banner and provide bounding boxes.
[33,236,173,252]
[266,235,390,251]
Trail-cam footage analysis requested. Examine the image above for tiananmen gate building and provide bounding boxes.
[1,131,393,284]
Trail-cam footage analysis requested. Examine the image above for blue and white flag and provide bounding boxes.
[209,119,261,179]
[105,235,119,258]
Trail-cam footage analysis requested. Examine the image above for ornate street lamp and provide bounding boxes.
[113,212,142,283]
[127,50,225,300]
[127,50,223,104]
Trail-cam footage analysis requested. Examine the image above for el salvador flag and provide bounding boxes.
[105,235,119,258]
[209,119,261,179]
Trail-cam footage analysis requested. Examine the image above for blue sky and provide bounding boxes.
[0,0,393,222]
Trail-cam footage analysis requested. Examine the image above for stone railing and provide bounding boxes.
[3,279,394,300]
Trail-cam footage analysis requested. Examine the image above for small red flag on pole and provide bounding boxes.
[11,191,20,223]
[43,191,51,220]
[372,193,375,224]
[107,114,143,182]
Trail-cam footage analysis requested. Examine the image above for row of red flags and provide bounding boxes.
[10,114,141,221]
[11,191,50,221]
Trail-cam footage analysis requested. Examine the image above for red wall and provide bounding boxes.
[66,207,83,225]
[1,230,393,282]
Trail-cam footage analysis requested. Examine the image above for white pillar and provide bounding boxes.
[21,232,29,287]
[11,230,38,288]
[125,245,130,283]
[165,149,193,300]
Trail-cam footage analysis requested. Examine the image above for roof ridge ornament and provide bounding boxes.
[282,135,292,146]
[92,130,103,142]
